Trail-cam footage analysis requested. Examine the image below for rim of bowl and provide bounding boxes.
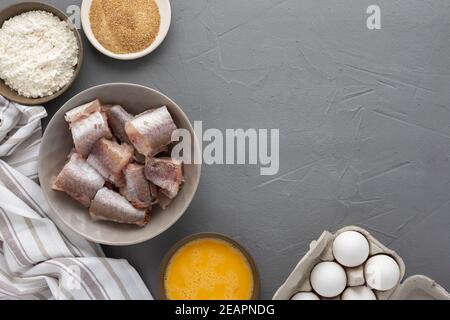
[39,83,202,245]
[158,232,261,300]
[80,0,171,60]
[0,1,83,105]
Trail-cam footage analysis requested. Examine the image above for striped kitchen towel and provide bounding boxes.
[0,96,47,180]
[0,96,152,300]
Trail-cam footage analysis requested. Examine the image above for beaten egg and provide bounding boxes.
[163,237,255,300]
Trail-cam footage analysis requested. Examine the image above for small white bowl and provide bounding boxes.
[81,0,171,60]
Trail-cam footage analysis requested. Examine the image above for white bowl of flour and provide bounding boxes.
[0,2,83,105]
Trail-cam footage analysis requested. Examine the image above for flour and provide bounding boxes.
[0,11,79,98]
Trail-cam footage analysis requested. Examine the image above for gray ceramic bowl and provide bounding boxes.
[39,83,201,245]
[0,2,83,105]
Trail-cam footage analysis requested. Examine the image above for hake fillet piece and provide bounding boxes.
[120,164,157,209]
[70,112,112,157]
[90,188,150,227]
[110,171,126,189]
[157,192,172,210]
[125,106,177,157]
[149,182,159,204]
[104,105,133,143]
[52,153,105,207]
[65,99,102,123]
[144,158,183,199]
[87,138,134,184]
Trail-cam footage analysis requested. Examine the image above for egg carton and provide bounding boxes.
[273,226,450,300]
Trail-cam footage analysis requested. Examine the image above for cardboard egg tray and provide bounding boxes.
[273,226,450,300]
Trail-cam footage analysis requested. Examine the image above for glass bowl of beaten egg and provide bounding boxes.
[159,233,260,300]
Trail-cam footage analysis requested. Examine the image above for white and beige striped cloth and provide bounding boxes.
[0,96,45,180]
[0,96,152,300]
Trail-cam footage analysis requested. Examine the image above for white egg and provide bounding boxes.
[341,286,377,300]
[364,254,400,291]
[290,292,320,300]
[310,262,347,298]
[332,231,370,267]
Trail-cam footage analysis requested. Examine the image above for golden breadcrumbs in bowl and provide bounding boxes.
[89,0,161,54]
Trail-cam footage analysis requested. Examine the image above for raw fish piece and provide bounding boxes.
[101,104,113,111]
[65,99,101,123]
[90,188,150,226]
[70,112,112,157]
[120,164,154,208]
[133,151,147,164]
[67,148,77,159]
[87,138,133,176]
[149,182,159,204]
[157,192,172,210]
[104,105,133,143]
[110,171,126,189]
[86,150,109,179]
[125,106,177,157]
[133,148,169,165]
[144,158,183,199]
[52,153,105,207]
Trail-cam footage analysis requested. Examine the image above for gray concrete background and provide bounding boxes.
[3,0,450,299]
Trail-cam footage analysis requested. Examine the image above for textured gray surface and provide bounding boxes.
[4,0,450,299]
